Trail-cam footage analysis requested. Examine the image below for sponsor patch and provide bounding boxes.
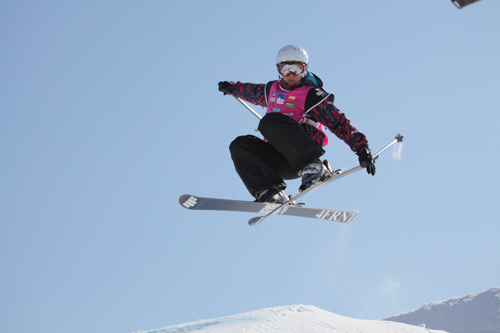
[315,89,328,98]
[287,94,297,101]
[285,102,295,108]
[276,93,286,105]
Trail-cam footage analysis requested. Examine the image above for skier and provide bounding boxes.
[218,45,375,204]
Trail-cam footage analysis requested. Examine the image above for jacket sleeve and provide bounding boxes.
[306,93,369,155]
[230,82,267,107]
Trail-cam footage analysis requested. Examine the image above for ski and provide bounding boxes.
[248,133,404,226]
[179,194,358,223]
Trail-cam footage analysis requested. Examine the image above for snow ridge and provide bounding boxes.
[384,287,500,333]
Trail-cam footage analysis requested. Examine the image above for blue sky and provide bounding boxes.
[1,1,499,332]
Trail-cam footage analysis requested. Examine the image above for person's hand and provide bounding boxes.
[358,148,376,176]
[218,81,234,95]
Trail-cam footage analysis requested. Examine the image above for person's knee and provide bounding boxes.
[229,135,257,153]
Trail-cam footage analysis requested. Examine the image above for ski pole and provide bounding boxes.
[373,133,404,161]
[233,96,262,120]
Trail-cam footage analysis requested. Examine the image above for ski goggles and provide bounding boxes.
[277,62,306,76]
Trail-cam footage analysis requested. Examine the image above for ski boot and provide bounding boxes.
[255,186,288,204]
[299,159,334,192]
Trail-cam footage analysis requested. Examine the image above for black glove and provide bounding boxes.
[218,81,234,96]
[358,148,376,176]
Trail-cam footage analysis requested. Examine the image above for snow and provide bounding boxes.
[136,287,500,333]
[384,287,500,333]
[137,305,446,333]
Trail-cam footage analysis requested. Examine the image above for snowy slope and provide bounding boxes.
[138,305,447,333]
[384,287,500,333]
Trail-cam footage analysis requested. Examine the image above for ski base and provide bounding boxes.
[179,195,358,225]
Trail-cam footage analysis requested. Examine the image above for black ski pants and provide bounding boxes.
[229,112,324,198]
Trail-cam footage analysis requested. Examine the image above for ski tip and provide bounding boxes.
[396,133,404,142]
[179,194,198,209]
[248,216,265,226]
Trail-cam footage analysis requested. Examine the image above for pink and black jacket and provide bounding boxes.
[229,72,369,155]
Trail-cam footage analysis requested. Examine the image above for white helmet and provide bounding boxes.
[276,45,309,65]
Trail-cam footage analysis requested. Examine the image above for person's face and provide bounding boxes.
[277,62,305,85]
[282,72,302,85]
